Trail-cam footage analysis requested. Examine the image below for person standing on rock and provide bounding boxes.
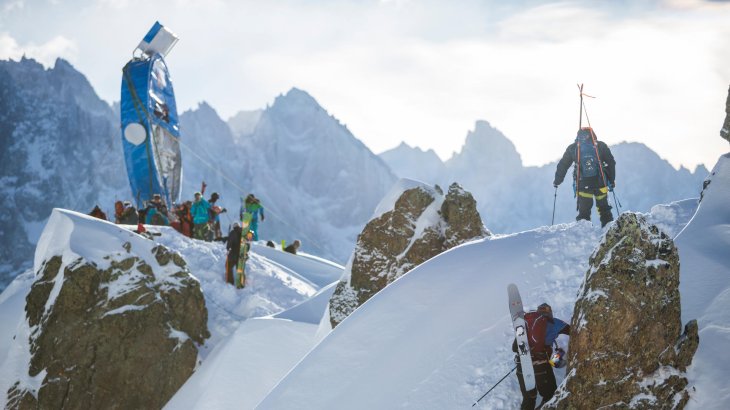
[191,192,211,241]
[513,303,570,409]
[553,127,616,227]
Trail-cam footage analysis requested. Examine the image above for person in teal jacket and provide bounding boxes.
[191,192,211,240]
[241,194,265,241]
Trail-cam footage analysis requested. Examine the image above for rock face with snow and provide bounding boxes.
[5,213,209,409]
[722,85,730,143]
[329,181,488,327]
[547,212,698,409]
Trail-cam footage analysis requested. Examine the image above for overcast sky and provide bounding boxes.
[2,0,729,170]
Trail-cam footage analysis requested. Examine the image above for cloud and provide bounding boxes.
[3,0,24,12]
[0,33,78,67]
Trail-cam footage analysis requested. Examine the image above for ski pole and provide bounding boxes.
[612,189,622,214]
[551,186,558,225]
[472,364,518,407]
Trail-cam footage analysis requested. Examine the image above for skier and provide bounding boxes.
[242,194,265,241]
[722,85,730,144]
[208,192,226,240]
[119,201,139,225]
[513,303,570,410]
[89,205,107,221]
[191,192,211,240]
[284,239,301,255]
[114,200,124,224]
[553,127,616,227]
[225,223,242,285]
[174,201,193,238]
[145,194,169,226]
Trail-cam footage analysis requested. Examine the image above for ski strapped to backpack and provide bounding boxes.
[508,283,536,391]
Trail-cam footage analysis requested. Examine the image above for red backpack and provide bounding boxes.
[524,311,550,358]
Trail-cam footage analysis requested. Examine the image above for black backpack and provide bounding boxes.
[575,129,599,178]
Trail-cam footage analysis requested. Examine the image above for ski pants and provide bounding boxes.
[193,223,209,241]
[226,253,238,285]
[516,360,557,410]
[577,186,613,227]
[250,219,259,241]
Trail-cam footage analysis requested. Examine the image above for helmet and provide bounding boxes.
[549,347,567,368]
[537,303,553,319]
[577,127,595,142]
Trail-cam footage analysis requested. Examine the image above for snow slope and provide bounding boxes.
[676,153,730,408]
[258,168,713,408]
[0,210,344,408]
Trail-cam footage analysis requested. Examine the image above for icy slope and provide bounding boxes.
[165,283,337,410]
[258,203,703,408]
[676,153,730,409]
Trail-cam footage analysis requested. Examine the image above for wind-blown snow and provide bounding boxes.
[676,153,730,409]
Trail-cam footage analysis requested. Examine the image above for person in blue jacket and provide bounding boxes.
[241,194,265,241]
[191,192,211,240]
[145,194,169,226]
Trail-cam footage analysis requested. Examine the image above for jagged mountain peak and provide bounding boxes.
[272,87,323,112]
[447,120,522,173]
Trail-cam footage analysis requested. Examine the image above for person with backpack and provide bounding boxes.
[553,127,616,227]
[120,201,139,225]
[284,239,301,255]
[145,194,169,226]
[191,192,211,240]
[89,205,107,221]
[242,194,265,241]
[225,223,242,285]
[208,192,226,240]
[513,303,570,410]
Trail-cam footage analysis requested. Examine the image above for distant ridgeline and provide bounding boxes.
[0,57,709,291]
[380,121,709,233]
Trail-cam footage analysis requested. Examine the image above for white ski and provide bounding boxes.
[508,283,536,391]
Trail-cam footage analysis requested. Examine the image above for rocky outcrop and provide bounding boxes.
[546,213,698,409]
[329,182,489,328]
[6,242,209,409]
[721,84,730,143]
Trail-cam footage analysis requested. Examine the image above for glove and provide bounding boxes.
[261,215,265,222]
[221,208,227,213]
[608,181,615,192]
[553,180,560,188]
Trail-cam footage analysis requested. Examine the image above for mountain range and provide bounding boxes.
[379,120,709,233]
[0,57,708,289]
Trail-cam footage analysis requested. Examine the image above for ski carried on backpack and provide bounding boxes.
[508,283,536,391]
[236,211,253,289]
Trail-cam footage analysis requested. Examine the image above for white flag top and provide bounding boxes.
[136,21,179,57]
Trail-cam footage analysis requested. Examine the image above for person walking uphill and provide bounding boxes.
[553,127,616,227]
[225,223,242,285]
[191,192,211,240]
[513,303,570,410]
[242,194,265,241]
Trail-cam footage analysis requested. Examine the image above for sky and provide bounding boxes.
[1,0,729,170]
